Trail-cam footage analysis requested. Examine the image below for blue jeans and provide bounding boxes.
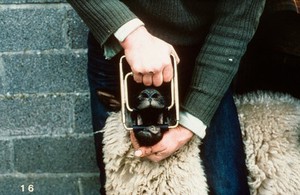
[87,32,249,195]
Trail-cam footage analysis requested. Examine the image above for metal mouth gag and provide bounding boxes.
[119,55,179,131]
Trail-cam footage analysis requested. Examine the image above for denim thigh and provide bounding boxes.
[200,90,250,195]
[87,32,121,194]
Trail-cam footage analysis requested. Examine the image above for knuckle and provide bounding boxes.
[130,64,140,73]
[152,66,161,73]
[134,77,143,83]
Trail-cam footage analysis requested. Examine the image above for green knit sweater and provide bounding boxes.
[67,0,266,126]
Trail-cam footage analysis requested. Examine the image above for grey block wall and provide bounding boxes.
[0,1,100,194]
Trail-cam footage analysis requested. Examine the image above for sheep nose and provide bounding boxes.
[141,89,160,99]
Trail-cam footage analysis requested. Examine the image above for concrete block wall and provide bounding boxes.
[0,1,100,194]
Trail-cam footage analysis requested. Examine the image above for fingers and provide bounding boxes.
[132,72,143,83]
[146,151,169,163]
[130,135,170,162]
[152,72,163,87]
[134,147,167,162]
[130,132,168,162]
[162,64,173,83]
[131,72,155,86]
[135,148,168,163]
[131,56,176,87]
[142,72,153,86]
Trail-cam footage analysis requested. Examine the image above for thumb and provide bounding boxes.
[134,149,144,157]
[134,146,152,157]
[129,132,152,157]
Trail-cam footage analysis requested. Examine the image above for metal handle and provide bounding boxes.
[119,55,179,130]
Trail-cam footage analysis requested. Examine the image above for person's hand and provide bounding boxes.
[120,26,179,87]
[130,125,194,162]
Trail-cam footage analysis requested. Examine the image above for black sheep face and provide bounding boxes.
[136,88,165,110]
[132,88,168,146]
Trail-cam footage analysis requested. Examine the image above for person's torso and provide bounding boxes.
[122,0,218,45]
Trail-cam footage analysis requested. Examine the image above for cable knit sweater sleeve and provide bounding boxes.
[181,0,266,125]
[66,0,137,46]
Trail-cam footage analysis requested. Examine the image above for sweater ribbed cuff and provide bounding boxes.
[114,18,145,42]
[180,111,206,139]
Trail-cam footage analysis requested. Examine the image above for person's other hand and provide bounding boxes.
[120,26,179,87]
[130,125,194,162]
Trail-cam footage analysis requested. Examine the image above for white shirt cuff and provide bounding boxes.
[114,18,145,42]
[179,111,207,139]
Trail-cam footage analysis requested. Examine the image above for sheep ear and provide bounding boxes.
[157,113,164,124]
[96,90,120,111]
[137,114,143,125]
